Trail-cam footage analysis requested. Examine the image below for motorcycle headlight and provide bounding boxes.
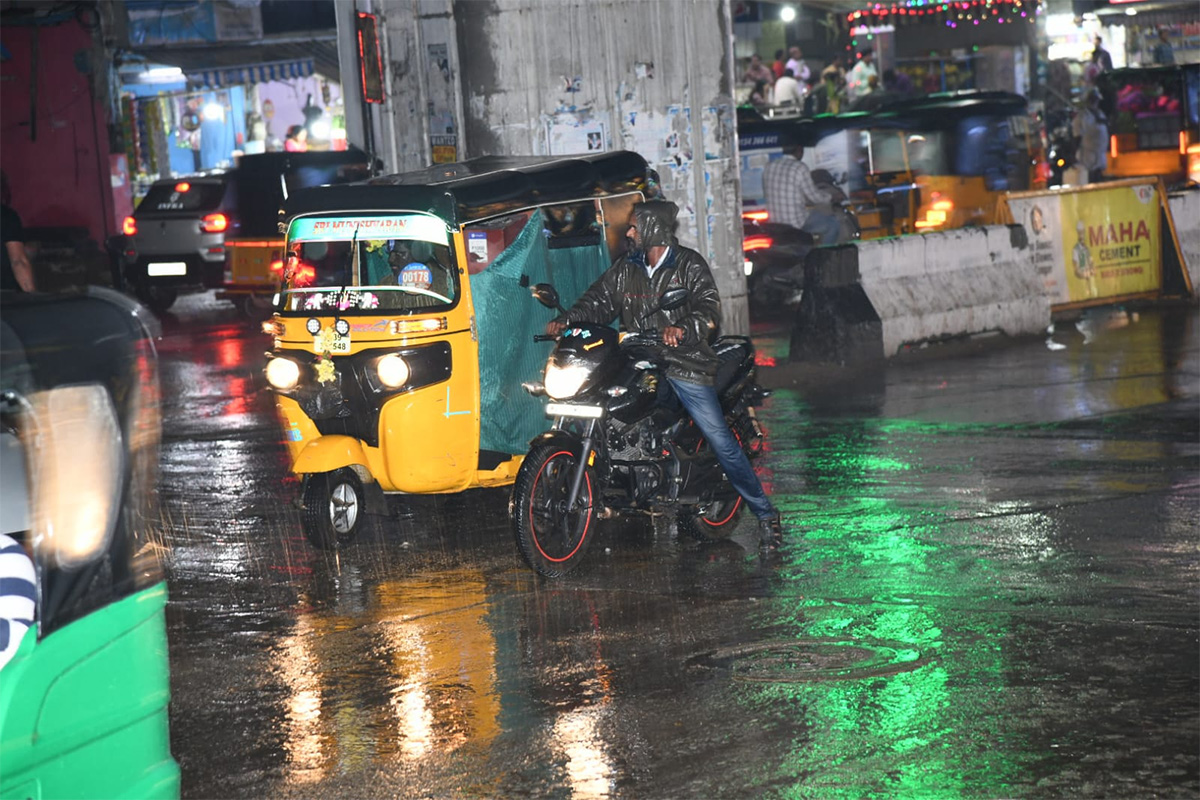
[544,361,591,400]
[265,357,301,390]
[376,353,410,389]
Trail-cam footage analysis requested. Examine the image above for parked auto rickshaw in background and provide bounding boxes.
[262,152,657,548]
[738,91,1048,239]
[220,148,374,316]
[1097,63,1200,186]
[1,288,177,798]
[885,91,1048,232]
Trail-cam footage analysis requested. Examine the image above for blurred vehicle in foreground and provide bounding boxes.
[0,287,177,798]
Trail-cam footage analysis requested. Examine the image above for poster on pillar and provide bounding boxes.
[1004,181,1163,308]
[547,118,608,156]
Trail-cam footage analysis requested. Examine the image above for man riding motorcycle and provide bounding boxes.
[545,200,783,548]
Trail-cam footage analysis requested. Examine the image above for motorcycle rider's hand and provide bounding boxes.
[662,325,685,347]
[545,319,567,336]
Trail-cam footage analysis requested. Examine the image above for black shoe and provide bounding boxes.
[757,513,783,549]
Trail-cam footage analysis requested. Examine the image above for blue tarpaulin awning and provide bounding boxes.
[189,58,314,89]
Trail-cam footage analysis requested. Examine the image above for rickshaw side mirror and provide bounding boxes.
[531,283,565,312]
[658,288,689,312]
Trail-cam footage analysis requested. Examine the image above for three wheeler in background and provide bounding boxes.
[1097,63,1200,186]
[1,288,177,798]
[219,148,374,316]
[738,91,1048,240]
[261,151,658,549]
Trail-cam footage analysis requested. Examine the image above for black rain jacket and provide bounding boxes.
[557,244,722,385]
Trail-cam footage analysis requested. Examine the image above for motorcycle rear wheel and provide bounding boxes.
[677,496,744,542]
[510,444,597,578]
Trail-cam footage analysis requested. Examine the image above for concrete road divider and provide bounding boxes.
[791,225,1050,364]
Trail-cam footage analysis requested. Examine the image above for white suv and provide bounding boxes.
[123,171,234,312]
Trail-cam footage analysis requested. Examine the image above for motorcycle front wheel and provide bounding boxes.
[677,495,744,542]
[510,443,597,578]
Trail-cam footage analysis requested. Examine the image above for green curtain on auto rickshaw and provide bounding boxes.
[469,211,612,456]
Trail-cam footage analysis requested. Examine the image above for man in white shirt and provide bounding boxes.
[785,46,810,83]
[772,68,806,107]
[845,48,878,104]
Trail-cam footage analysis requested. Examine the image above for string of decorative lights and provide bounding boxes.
[843,0,1042,30]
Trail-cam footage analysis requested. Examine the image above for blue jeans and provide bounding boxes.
[802,208,843,246]
[667,377,776,520]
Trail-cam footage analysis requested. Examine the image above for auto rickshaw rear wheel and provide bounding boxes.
[302,468,365,550]
[136,284,177,313]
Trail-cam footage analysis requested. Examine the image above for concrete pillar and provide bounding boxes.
[358,0,749,334]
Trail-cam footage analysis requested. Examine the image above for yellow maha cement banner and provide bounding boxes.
[1006,181,1162,307]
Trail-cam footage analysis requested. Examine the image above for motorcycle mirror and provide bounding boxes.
[658,288,689,312]
[531,283,565,312]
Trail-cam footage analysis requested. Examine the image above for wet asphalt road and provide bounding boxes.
[156,293,1198,799]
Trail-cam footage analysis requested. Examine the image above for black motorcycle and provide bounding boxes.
[742,169,859,313]
[743,216,814,310]
[509,285,769,578]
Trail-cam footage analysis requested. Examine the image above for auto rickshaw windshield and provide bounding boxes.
[278,214,458,313]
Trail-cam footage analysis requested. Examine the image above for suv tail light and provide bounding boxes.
[122,216,137,236]
[201,213,229,233]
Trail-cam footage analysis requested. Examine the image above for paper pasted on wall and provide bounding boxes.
[620,105,692,166]
[547,118,607,156]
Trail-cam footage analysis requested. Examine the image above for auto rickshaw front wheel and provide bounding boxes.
[302,468,365,550]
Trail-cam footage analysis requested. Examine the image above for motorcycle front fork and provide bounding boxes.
[565,418,597,512]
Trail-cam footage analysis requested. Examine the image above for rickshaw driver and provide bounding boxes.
[544,200,785,549]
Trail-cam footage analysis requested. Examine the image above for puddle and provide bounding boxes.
[689,638,929,682]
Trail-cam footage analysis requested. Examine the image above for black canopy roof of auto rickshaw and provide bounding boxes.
[283,150,656,228]
[737,91,1030,147]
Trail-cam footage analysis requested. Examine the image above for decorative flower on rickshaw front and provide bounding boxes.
[314,356,337,385]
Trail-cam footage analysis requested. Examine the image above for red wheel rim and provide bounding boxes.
[528,450,592,563]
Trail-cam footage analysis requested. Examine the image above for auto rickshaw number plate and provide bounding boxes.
[316,332,351,353]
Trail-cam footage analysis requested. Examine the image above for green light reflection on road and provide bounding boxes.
[745,391,1018,798]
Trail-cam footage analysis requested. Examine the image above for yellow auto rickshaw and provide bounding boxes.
[262,152,657,548]
[219,149,374,316]
[885,92,1048,232]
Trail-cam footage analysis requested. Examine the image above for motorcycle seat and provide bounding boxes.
[713,337,752,395]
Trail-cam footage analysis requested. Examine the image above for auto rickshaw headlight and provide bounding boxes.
[544,362,590,400]
[265,357,301,390]
[376,353,410,388]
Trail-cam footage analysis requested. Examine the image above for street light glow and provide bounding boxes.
[781,6,796,22]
